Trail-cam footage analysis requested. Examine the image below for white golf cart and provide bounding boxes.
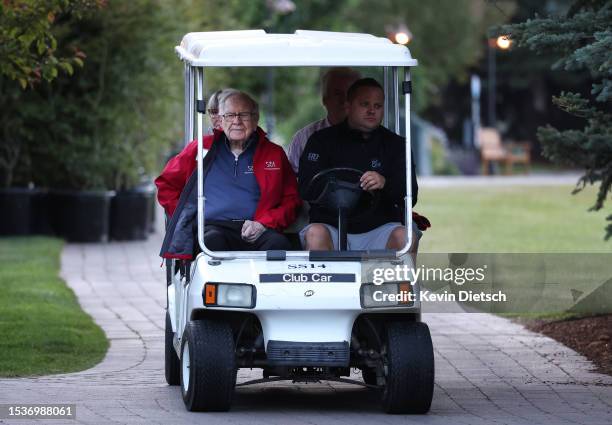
[165,30,434,414]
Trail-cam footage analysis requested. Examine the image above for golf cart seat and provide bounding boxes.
[283,202,310,250]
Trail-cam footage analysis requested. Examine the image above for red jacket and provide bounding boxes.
[156,127,301,231]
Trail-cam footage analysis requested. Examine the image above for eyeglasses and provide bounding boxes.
[222,112,255,122]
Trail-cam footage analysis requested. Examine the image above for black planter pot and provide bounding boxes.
[30,189,53,235]
[142,182,157,233]
[149,189,157,234]
[0,187,34,235]
[109,186,154,241]
[48,190,115,242]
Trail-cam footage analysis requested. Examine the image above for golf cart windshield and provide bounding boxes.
[175,30,418,261]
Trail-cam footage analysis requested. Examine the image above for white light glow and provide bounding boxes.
[496,36,511,50]
[395,32,411,45]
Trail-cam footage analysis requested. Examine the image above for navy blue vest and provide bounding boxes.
[203,134,260,221]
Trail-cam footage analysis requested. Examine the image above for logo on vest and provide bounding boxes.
[265,160,279,171]
[371,158,382,169]
[245,165,254,174]
[308,152,320,162]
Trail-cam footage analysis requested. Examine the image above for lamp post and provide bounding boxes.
[384,23,411,129]
[487,35,512,128]
[470,74,481,148]
[386,23,412,46]
[263,0,295,138]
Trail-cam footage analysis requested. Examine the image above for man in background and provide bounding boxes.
[287,67,361,173]
[206,88,239,133]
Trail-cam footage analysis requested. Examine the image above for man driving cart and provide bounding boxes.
[298,77,425,255]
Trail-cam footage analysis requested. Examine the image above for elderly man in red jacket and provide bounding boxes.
[155,91,301,259]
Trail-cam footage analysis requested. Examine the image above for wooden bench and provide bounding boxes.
[478,127,531,175]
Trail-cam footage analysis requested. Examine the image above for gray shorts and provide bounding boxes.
[299,221,422,250]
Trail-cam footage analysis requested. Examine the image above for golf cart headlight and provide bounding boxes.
[360,282,413,308]
[203,283,255,308]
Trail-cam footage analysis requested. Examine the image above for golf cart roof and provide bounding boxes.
[176,29,418,67]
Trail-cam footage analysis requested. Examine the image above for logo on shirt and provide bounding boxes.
[308,152,320,162]
[371,158,382,169]
[265,160,279,171]
[245,165,254,174]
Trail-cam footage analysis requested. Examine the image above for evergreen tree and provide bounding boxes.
[499,0,612,239]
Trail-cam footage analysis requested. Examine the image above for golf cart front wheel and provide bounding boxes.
[180,320,237,411]
[381,322,434,414]
[165,311,180,385]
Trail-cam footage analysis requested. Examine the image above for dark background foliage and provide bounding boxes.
[1,0,607,240]
[498,0,612,238]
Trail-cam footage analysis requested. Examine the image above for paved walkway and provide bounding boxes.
[1,229,611,424]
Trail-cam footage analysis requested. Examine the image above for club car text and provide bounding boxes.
[285,273,332,282]
[259,273,356,283]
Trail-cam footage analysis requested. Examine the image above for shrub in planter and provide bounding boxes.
[30,189,53,235]
[2,2,183,243]
[0,187,54,236]
[109,185,155,241]
[0,3,105,237]
[149,191,157,234]
[48,190,115,243]
[0,188,33,235]
[20,2,182,241]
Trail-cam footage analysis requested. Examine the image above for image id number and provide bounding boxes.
[1,404,76,419]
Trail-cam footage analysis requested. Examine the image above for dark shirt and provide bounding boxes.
[204,133,260,221]
[298,120,418,233]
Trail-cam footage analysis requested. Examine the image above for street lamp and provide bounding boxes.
[496,35,512,50]
[382,23,411,129]
[266,0,295,14]
[263,0,296,137]
[386,23,412,45]
[487,34,512,127]
[394,30,411,45]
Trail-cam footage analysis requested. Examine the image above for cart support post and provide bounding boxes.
[184,64,191,146]
[398,67,413,257]
[393,67,399,133]
[196,67,207,255]
[383,67,390,128]
[190,67,196,141]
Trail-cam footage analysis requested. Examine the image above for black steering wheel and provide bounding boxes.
[304,167,379,221]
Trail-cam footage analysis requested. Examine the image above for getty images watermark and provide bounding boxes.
[369,263,508,303]
[362,253,611,314]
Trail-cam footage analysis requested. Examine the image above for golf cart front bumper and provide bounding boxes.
[180,255,420,345]
[266,340,350,366]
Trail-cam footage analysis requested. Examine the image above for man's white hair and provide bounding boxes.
[219,91,259,115]
[207,88,239,111]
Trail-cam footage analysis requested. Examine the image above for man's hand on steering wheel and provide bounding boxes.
[360,171,385,192]
[304,167,380,220]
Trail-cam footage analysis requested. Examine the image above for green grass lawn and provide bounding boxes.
[0,237,108,377]
[416,185,610,319]
[418,185,611,252]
